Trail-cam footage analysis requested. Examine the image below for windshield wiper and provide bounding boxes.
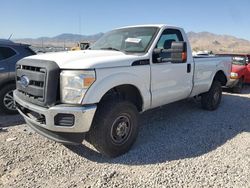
[100,47,121,51]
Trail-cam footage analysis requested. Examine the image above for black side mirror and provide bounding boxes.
[153,41,187,63]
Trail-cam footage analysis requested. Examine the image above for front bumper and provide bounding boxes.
[14,90,97,144]
[226,78,239,88]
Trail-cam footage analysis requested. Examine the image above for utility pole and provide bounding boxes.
[79,15,82,42]
[42,38,44,52]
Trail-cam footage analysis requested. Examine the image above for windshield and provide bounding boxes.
[232,56,246,65]
[90,27,158,53]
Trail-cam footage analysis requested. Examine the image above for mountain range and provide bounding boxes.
[13,32,250,53]
[13,33,104,48]
[187,32,250,53]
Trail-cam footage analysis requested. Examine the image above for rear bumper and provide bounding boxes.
[14,90,97,144]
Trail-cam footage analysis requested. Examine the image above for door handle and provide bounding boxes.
[187,64,191,73]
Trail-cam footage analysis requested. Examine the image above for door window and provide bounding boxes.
[153,29,184,63]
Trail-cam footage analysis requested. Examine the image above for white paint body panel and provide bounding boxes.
[190,57,232,97]
[150,62,193,108]
[82,66,151,110]
[25,50,145,69]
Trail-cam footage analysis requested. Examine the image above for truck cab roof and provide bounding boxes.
[117,24,182,30]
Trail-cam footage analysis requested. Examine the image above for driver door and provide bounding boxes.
[150,29,193,108]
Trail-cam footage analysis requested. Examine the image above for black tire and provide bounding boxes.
[0,84,18,114]
[86,100,139,157]
[232,78,244,93]
[201,80,222,111]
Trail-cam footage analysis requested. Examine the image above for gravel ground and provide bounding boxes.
[0,86,250,188]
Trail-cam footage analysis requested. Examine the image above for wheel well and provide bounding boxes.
[100,85,143,112]
[214,71,227,86]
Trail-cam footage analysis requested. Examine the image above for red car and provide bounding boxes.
[218,54,250,93]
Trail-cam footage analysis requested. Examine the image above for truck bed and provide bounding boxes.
[190,56,232,97]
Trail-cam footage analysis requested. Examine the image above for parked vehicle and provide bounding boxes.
[0,39,35,114]
[218,54,250,93]
[14,25,232,157]
[71,42,90,51]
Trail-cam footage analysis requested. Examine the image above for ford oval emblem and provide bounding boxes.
[20,75,30,88]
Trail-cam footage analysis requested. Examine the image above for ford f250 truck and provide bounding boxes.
[14,25,232,157]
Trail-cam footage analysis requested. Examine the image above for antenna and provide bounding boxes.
[8,33,13,40]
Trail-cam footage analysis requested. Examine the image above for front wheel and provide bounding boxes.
[87,100,139,157]
[201,81,222,111]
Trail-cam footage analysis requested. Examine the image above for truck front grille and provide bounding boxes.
[15,59,60,107]
[16,65,46,102]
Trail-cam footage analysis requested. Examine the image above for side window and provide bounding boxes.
[153,29,184,63]
[25,47,36,55]
[0,47,17,61]
[156,29,184,49]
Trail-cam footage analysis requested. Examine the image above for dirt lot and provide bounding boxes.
[0,86,250,188]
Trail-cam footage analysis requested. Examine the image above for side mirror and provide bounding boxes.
[170,42,187,63]
[153,41,187,63]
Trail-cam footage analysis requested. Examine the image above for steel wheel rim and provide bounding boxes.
[3,90,16,111]
[110,114,132,145]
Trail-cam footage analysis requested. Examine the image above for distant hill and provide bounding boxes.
[187,32,250,53]
[52,33,104,41]
[13,31,250,53]
[13,33,104,47]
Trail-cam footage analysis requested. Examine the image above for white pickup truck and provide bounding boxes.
[14,25,232,157]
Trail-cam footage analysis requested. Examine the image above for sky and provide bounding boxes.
[1,0,250,40]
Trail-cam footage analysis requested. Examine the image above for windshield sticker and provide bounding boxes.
[125,38,142,43]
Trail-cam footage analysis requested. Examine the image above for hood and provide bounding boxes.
[231,64,246,73]
[25,50,145,69]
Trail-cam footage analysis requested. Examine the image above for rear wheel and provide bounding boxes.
[201,81,222,111]
[0,84,18,114]
[232,78,243,93]
[87,100,139,157]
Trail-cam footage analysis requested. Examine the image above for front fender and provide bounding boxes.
[82,67,151,111]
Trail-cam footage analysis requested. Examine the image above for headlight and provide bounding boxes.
[230,72,238,79]
[60,70,95,104]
